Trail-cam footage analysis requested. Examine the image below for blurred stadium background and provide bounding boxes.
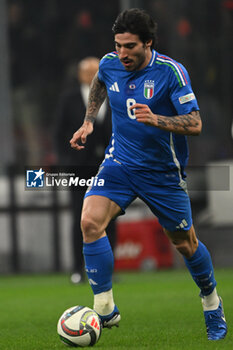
[0,0,232,274]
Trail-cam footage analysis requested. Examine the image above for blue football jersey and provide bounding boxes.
[98,50,199,175]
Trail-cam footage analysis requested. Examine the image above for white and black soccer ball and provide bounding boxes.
[57,306,102,347]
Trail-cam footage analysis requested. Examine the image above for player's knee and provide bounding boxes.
[164,226,198,258]
[172,239,197,258]
[81,213,102,242]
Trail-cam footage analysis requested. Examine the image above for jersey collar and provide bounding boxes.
[148,49,156,67]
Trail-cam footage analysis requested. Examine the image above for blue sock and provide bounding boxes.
[184,240,217,296]
[83,236,114,295]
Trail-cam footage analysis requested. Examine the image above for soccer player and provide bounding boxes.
[70,8,227,340]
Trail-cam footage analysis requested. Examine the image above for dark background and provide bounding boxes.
[6,0,233,166]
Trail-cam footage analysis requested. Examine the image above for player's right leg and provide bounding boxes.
[81,195,122,328]
[80,157,136,327]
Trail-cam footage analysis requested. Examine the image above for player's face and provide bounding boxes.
[115,32,152,71]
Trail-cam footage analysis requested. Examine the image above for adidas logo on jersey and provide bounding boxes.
[109,82,120,92]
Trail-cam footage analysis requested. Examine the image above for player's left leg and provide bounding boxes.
[164,226,227,340]
[124,166,227,339]
[137,177,227,340]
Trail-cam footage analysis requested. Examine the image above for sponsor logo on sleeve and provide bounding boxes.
[179,92,195,104]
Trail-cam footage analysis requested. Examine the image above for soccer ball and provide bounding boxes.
[57,306,102,347]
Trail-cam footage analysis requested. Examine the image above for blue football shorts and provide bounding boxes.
[84,157,192,232]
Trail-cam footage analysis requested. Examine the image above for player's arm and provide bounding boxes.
[130,103,202,136]
[70,72,107,150]
[155,110,202,135]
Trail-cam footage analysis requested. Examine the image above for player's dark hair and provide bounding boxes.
[112,8,158,49]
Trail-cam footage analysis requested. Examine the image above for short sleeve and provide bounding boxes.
[98,56,105,82]
[169,63,199,114]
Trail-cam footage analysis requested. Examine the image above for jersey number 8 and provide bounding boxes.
[126,98,136,119]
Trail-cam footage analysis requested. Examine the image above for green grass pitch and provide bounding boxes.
[0,269,232,350]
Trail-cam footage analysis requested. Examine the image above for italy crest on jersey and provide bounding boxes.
[144,80,154,99]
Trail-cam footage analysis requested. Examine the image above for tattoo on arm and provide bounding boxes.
[156,110,202,135]
[84,72,107,123]
[84,116,96,124]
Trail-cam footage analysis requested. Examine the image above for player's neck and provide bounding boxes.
[140,49,152,70]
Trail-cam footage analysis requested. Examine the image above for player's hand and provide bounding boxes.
[70,121,94,151]
[130,103,157,127]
